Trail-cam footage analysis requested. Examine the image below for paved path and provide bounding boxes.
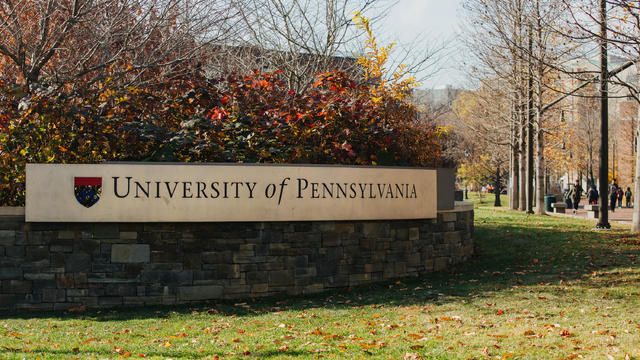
[559,198,633,223]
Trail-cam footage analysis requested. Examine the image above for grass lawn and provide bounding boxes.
[2,206,640,359]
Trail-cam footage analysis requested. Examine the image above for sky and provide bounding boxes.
[379,0,464,89]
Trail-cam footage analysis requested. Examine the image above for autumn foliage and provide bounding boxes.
[0,70,445,205]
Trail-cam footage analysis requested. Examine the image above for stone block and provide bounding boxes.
[105,284,137,297]
[334,223,355,233]
[439,212,457,223]
[408,253,421,267]
[74,239,100,254]
[24,273,54,281]
[140,271,192,285]
[15,303,53,311]
[111,244,150,263]
[349,273,371,284]
[409,227,420,241]
[322,234,341,247]
[5,246,24,257]
[64,254,91,272]
[22,259,50,272]
[66,289,88,297]
[269,270,294,287]
[178,285,224,301]
[58,231,77,239]
[2,280,32,293]
[53,303,82,311]
[98,297,123,307]
[225,285,250,294]
[193,270,217,285]
[92,264,124,273]
[0,230,16,245]
[202,251,231,264]
[444,231,462,245]
[0,294,15,308]
[434,257,448,272]
[363,223,389,237]
[93,224,120,239]
[26,246,49,261]
[295,267,317,277]
[303,283,324,294]
[394,262,407,275]
[42,288,66,302]
[50,245,73,253]
[395,228,409,241]
[0,267,22,280]
[251,284,269,295]
[246,271,268,283]
[120,232,138,240]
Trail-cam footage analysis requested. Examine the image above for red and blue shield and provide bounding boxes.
[74,177,102,208]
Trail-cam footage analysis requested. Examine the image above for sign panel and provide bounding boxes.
[26,163,437,222]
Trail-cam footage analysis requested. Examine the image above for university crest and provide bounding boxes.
[74,177,102,208]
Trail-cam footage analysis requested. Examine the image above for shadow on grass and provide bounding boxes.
[2,209,639,322]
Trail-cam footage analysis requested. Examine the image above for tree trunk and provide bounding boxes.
[511,91,520,210]
[535,118,545,214]
[511,145,519,210]
[526,24,534,214]
[632,100,640,232]
[519,126,526,211]
[495,164,502,207]
[597,0,610,229]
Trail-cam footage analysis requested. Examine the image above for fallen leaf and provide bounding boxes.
[403,353,423,359]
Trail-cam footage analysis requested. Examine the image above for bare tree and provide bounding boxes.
[0,0,241,90]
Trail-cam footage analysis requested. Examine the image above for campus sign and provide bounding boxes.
[25,163,437,222]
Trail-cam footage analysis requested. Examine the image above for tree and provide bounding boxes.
[462,0,572,214]
[0,0,240,90]
[453,86,511,207]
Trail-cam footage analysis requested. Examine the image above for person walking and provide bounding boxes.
[617,187,624,208]
[587,185,599,205]
[625,187,632,208]
[567,180,583,213]
[610,186,618,212]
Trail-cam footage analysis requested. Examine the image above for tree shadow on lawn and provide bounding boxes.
[4,211,640,321]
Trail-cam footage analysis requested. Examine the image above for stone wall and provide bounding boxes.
[0,205,473,311]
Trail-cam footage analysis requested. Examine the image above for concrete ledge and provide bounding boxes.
[438,202,473,213]
[0,207,25,216]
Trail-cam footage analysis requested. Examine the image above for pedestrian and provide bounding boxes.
[587,185,599,205]
[617,187,624,208]
[564,188,572,209]
[610,186,617,212]
[625,187,632,208]
[567,180,582,213]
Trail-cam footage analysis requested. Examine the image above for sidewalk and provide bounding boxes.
[557,198,633,224]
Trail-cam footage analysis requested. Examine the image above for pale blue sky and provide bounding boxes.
[381,0,464,89]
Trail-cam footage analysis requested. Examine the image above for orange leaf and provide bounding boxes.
[496,309,505,316]
[502,353,514,360]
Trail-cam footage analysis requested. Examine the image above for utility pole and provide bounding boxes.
[526,24,534,214]
[597,0,610,229]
